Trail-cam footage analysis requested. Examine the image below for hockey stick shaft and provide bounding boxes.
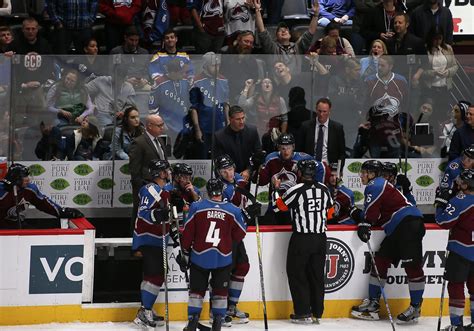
[162,215,169,331]
[437,250,449,331]
[254,172,269,330]
[367,241,396,331]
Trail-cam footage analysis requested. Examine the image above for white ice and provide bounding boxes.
[1,317,457,331]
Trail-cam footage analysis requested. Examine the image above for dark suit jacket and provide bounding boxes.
[214,125,261,173]
[129,133,167,191]
[298,118,346,165]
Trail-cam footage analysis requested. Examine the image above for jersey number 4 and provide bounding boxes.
[206,221,221,247]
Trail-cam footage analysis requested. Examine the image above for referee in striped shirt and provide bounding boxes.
[273,159,334,325]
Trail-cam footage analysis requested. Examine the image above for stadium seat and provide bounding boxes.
[173,25,196,54]
[281,0,310,20]
[10,0,28,18]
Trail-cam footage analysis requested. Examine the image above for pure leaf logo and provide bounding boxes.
[119,164,130,175]
[353,191,364,203]
[50,178,70,190]
[416,175,434,187]
[398,161,412,173]
[256,191,269,203]
[29,164,46,176]
[97,178,114,190]
[193,177,206,188]
[347,162,362,173]
[438,161,448,172]
[73,194,92,205]
[119,193,133,205]
[73,164,94,176]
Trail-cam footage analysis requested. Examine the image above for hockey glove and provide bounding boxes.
[169,189,185,211]
[396,174,412,195]
[176,250,190,273]
[58,207,84,219]
[349,206,364,224]
[357,223,371,243]
[249,150,266,170]
[151,208,170,224]
[245,203,262,220]
[434,188,454,209]
[169,222,181,248]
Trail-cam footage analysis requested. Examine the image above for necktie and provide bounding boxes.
[314,124,324,161]
[154,138,165,159]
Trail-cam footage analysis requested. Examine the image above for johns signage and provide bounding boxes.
[29,245,84,294]
[325,237,355,293]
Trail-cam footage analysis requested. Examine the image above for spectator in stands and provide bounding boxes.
[110,26,151,91]
[359,39,387,80]
[46,0,98,54]
[351,0,382,54]
[214,105,261,181]
[99,0,142,53]
[112,106,144,160]
[168,0,192,26]
[73,37,110,78]
[224,0,257,46]
[287,86,311,148]
[308,22,355,57]
[449,104,474,161]
[238,77,288,152]
[65,115,103,160]
[46,68,94,126]
[35,122,64,160]
[318,0,355,27]
[0,0,11,16]
[149,29,194,83]
[190,52,229,159]
[0,26,13,55]
[254,0,319,73]
[220,30,260,102]
[11,17,52,55]
[187,0,226,53]
[441,101,470,157]
[421,27,458,121]
[410,0,453,45]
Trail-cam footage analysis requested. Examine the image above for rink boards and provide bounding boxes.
[1,223,471,325]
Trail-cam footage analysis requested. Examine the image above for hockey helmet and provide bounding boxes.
[329,163,339,172]
[277,133,295,146]
[382,162,398,178]
[459,169,474,189]
[148,159,170,178]
[173,163,193,176]
[206,178,224,197]
[297,159,317,178]
[5,163,29,186]
[215,154,235,171]
[361,160,382,177]
[463,145,474,159]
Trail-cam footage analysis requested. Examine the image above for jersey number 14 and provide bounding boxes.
[206,221,221,247]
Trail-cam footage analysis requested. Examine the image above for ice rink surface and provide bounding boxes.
[2,317,455,331]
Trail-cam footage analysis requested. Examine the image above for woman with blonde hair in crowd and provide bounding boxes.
[359,39,387,80]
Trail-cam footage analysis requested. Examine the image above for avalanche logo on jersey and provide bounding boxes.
[325,238,355,293]
[274,167,297,192]
[373,92,400,117]
[203,0,223,18]
[229,4,250,23]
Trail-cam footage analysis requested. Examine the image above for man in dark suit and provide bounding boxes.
[129,114,167,231]
[214,106,262,182]
[298,98,346,166]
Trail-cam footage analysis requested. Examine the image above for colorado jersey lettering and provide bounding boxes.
[440,157,462,190]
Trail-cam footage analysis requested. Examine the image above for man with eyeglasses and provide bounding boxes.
[129,114,168,233]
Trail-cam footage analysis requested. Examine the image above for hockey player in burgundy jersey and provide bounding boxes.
[436,169,474,331]
[257,133,326,224]
[350,160,425,324]
[164,163,201,224]
[132,159,178,329]
[327,162,355,225]
[381,162,416,206]
[180,178,246,331]
[0,163,82,229]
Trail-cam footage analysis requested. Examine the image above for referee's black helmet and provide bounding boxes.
[298,159,317,178]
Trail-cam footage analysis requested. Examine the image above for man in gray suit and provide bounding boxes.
[129,114,167,231]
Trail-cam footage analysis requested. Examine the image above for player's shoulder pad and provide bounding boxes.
[449,159,460,170]
[292,152,312,161]
[25,182,41,192]
[264,151,279,163]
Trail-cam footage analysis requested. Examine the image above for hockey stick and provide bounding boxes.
[171,206,211,331]
[13,185,22,229]
[437,250,449,331]
[162,212,170,331]
[366,241,396,331]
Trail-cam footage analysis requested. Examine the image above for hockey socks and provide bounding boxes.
[140,275,164,309]
[228,262,249,307]
[448,282,465,326]
[406,264,425,306]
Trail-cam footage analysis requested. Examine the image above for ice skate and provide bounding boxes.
[133,306,156,329]
[290,313,313,324]
[226,305,249,324]
[209,313,232,327]
[151,308,165,326]
[212,314,223,331]
[183,315,199,331]
[351,298,380,320]
[443,325,465,331]
[464,323,473,331]
[396,303,421,324]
